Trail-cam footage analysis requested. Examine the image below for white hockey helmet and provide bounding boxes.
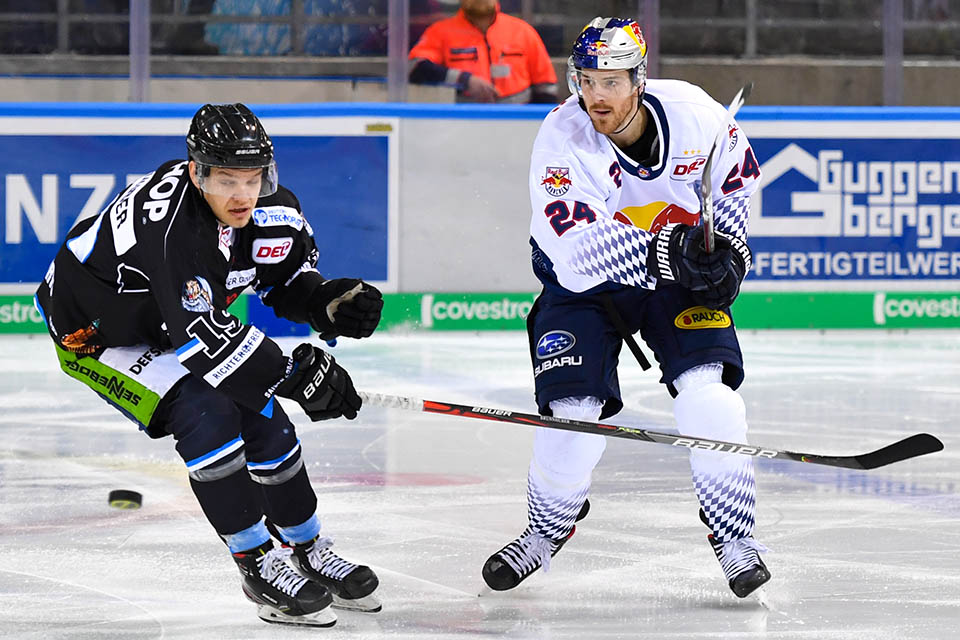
[567,17,648,97]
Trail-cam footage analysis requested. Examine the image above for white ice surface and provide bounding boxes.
[1,330,958,639]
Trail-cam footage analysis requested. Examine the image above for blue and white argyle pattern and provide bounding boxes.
[569,216,658,289]
[693,459,756,543]
[527,470,590,541]
[714,193,751,239]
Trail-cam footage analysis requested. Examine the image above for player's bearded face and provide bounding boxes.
[579,70,638,135]
[190,164,262,228]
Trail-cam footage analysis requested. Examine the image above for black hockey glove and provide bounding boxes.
[275,344,362,421]
[307,278,383,341]
[646,223,752,309]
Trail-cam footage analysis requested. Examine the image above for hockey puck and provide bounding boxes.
[108,489,143,510]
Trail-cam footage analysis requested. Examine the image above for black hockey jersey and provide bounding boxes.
[36,159,328,415]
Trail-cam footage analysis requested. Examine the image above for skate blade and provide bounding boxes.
[256,603,338,627]
[753,586,770,609]
[332,593,382,613]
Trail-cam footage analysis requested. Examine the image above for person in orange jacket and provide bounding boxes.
[409,0,558,103]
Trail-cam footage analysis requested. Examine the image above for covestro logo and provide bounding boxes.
[420,294,535,328]
[873,292,960,326]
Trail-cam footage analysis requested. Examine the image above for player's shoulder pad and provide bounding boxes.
[535,96,607,157]
[125,158,192,230]
[646,79,723,117]
[646,79,728,143]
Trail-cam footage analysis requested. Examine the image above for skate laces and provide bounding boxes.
[259,547,309,596]
[304,536,357,581]
[713,537,769,581]
[500,529,560,577]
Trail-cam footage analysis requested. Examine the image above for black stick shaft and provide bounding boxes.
[359,391,943,470]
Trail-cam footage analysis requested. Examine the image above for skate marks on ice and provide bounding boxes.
[0,568,166,640]
[1,332,959,638]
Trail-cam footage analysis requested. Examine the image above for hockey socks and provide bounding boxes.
[674,375,770,597]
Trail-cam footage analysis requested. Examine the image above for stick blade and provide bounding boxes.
[855,433,944,470]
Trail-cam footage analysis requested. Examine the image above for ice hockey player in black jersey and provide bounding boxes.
[35,103,385,627]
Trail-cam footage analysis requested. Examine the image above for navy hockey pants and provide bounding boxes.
[528,284,745,419]
[150,375,317,537]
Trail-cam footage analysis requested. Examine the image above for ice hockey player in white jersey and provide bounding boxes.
[481,17,769,599]
[36,104,384,626]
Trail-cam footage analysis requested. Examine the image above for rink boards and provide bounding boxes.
[0,102,958,333]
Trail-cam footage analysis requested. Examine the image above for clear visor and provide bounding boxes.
[571,69,638,99]
[195,162,278,198]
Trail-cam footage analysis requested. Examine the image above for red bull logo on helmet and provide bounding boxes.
[627,23,646,54]
[587,41,610,56]
[541,166,573,197]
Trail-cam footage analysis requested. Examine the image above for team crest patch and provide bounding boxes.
[674,306,731,329]
[536,330,576,359]
[182,276,213,312]
[727,124,739,151]
[60,319,101,355]
[541,167,572,197]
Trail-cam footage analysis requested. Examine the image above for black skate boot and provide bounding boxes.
[232,540,336,627]
[286,535,382,613]
[701,507,770,598]
[708,534,771,597]
[482,498,590,591]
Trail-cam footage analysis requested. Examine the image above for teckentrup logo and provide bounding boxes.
[873,292,960,326]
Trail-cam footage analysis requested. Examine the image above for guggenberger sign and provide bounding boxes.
[749,137,960,282]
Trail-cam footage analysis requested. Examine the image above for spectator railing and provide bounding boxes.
[2,0,957,106]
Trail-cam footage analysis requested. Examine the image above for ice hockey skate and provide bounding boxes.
[482,499,590,591]
[284,535,382,613]
[698,508,770,597]
[707,534,771,598]
[232,540,337,627]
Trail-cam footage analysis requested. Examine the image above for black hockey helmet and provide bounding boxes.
[186,103,278,197]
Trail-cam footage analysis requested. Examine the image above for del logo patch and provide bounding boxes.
[541,167,572,197]
[674,306,732,329]
[252,237,293,264]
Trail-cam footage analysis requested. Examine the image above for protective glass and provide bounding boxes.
[195,162,278,198]
[572,69,638,99]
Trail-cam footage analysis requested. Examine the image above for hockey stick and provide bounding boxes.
[359,391,943,470]
[701,81,753,254]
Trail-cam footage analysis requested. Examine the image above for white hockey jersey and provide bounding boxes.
[529,78,761,294]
